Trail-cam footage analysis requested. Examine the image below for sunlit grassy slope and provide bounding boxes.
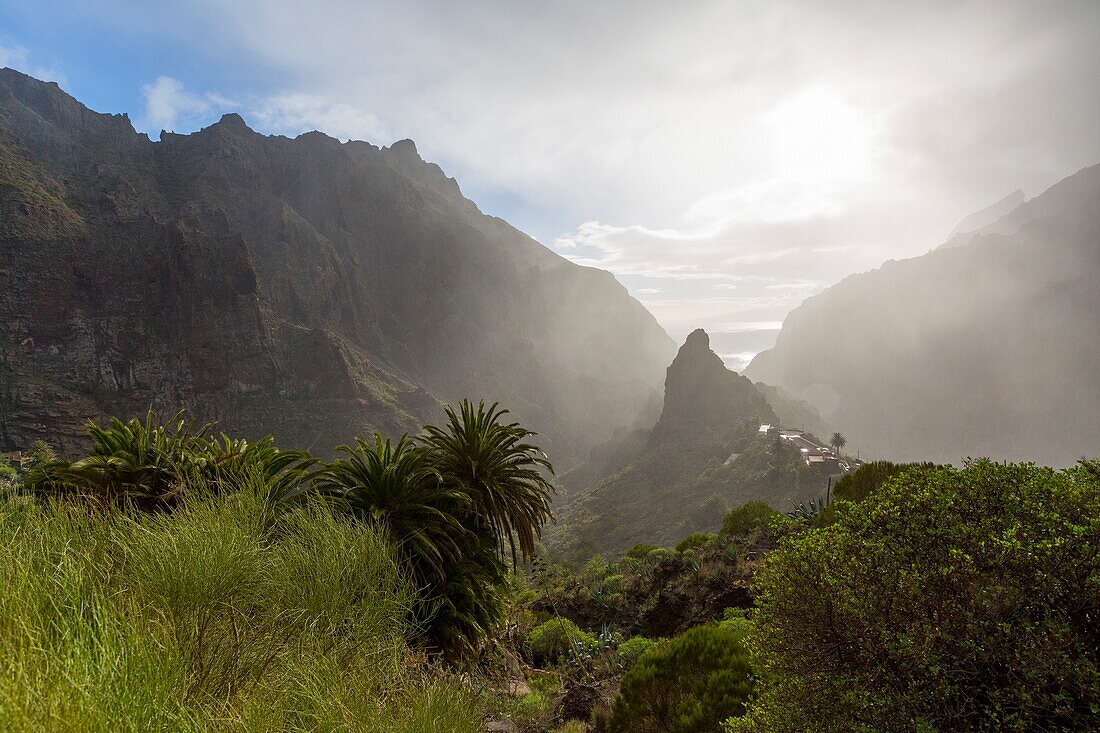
[0,486,483,732]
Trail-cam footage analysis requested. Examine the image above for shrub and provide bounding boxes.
[0,457,17,494]
[25,413,314,511]
[608,624,754,733]
[510,689,552,728]
[645,547,672,562]
[812,460,936,527]
[718,608,752,635]
[721,501,777,537]
[550,722,588,733]
[615,636,656,669]
[527,617,595,667]
[735,460,1100,732]
[624,543,661,559]
[674,533,714,553]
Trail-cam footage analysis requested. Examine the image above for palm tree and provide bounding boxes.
[203,434,317,505]
[830,432,848,456]
[315,435,469,585]
[420,400,555,566]
[27,412,316,510]
[28,411,210,509]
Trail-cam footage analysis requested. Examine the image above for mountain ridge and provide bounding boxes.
[746,163,1100,465]
[0,67,675,461]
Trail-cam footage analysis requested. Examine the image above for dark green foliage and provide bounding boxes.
[317,401,555,658]
[721,500,778,537]
[675,533,713,553]
[25,412,314,510]
[24,439,58,468]
[422,400,555,566]
[608,624,754,733]
[813,460,935,526]
[615,636,656,669]
[426,531,509,656]
[738,460,1100,732]
[624,543,661,559]
[529,525,767,640]
[26,412,213,509]
[526,617,595,667]
[0,457,17,495]
[315,436,466,586]
[416,400,556,656]
[201,435,316,505]
[834,460,934,502]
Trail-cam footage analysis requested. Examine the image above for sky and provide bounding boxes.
[2,0,1098,368]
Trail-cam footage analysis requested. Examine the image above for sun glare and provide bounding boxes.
[767,89,875,186]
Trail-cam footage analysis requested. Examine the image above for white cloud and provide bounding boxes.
[0,42,66,85]
[140,76,221,134]
[138,77,387,144]
[249,93,388,142]
[78,0,1098,342]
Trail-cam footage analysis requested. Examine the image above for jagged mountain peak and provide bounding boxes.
[657,329,774,433]
[0,71,675,463]
[213,112,251,131]
[387,138,420,160]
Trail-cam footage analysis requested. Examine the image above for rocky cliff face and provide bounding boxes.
[0,68,675,460]
[655,329,774,434]
[549,330,825,557]
[746,163,1100,466]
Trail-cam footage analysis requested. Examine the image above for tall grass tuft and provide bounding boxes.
[0,480,483,732]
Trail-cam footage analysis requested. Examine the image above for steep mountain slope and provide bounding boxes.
[941,188,1025,247]
[550,330,827,557]
[0,69,674,458]
[746,164,1100,466]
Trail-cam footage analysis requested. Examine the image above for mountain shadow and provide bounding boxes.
[0,68,674,461]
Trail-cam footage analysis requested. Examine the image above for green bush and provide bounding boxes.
[674,532,714,553]
[527,617,596,667]
[608,624,754,733]
[720,500,777,537]
[645,547,672,562]
[624,543,661,559]
[812,460,936,527]
[0,457,17,494]
[615,636,656,669]
[735,460,1100,732]
[718,608,752,635]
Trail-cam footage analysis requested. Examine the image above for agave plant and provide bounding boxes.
[787,496,829,521]
[420,400,555,566]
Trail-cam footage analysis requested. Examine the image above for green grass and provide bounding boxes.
[0,484,484,732]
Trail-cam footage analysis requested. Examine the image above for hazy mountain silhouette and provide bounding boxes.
[939,188,1026,249]
[746,163,1100,465]
[0,68,674,460]
[551,329,830,556]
